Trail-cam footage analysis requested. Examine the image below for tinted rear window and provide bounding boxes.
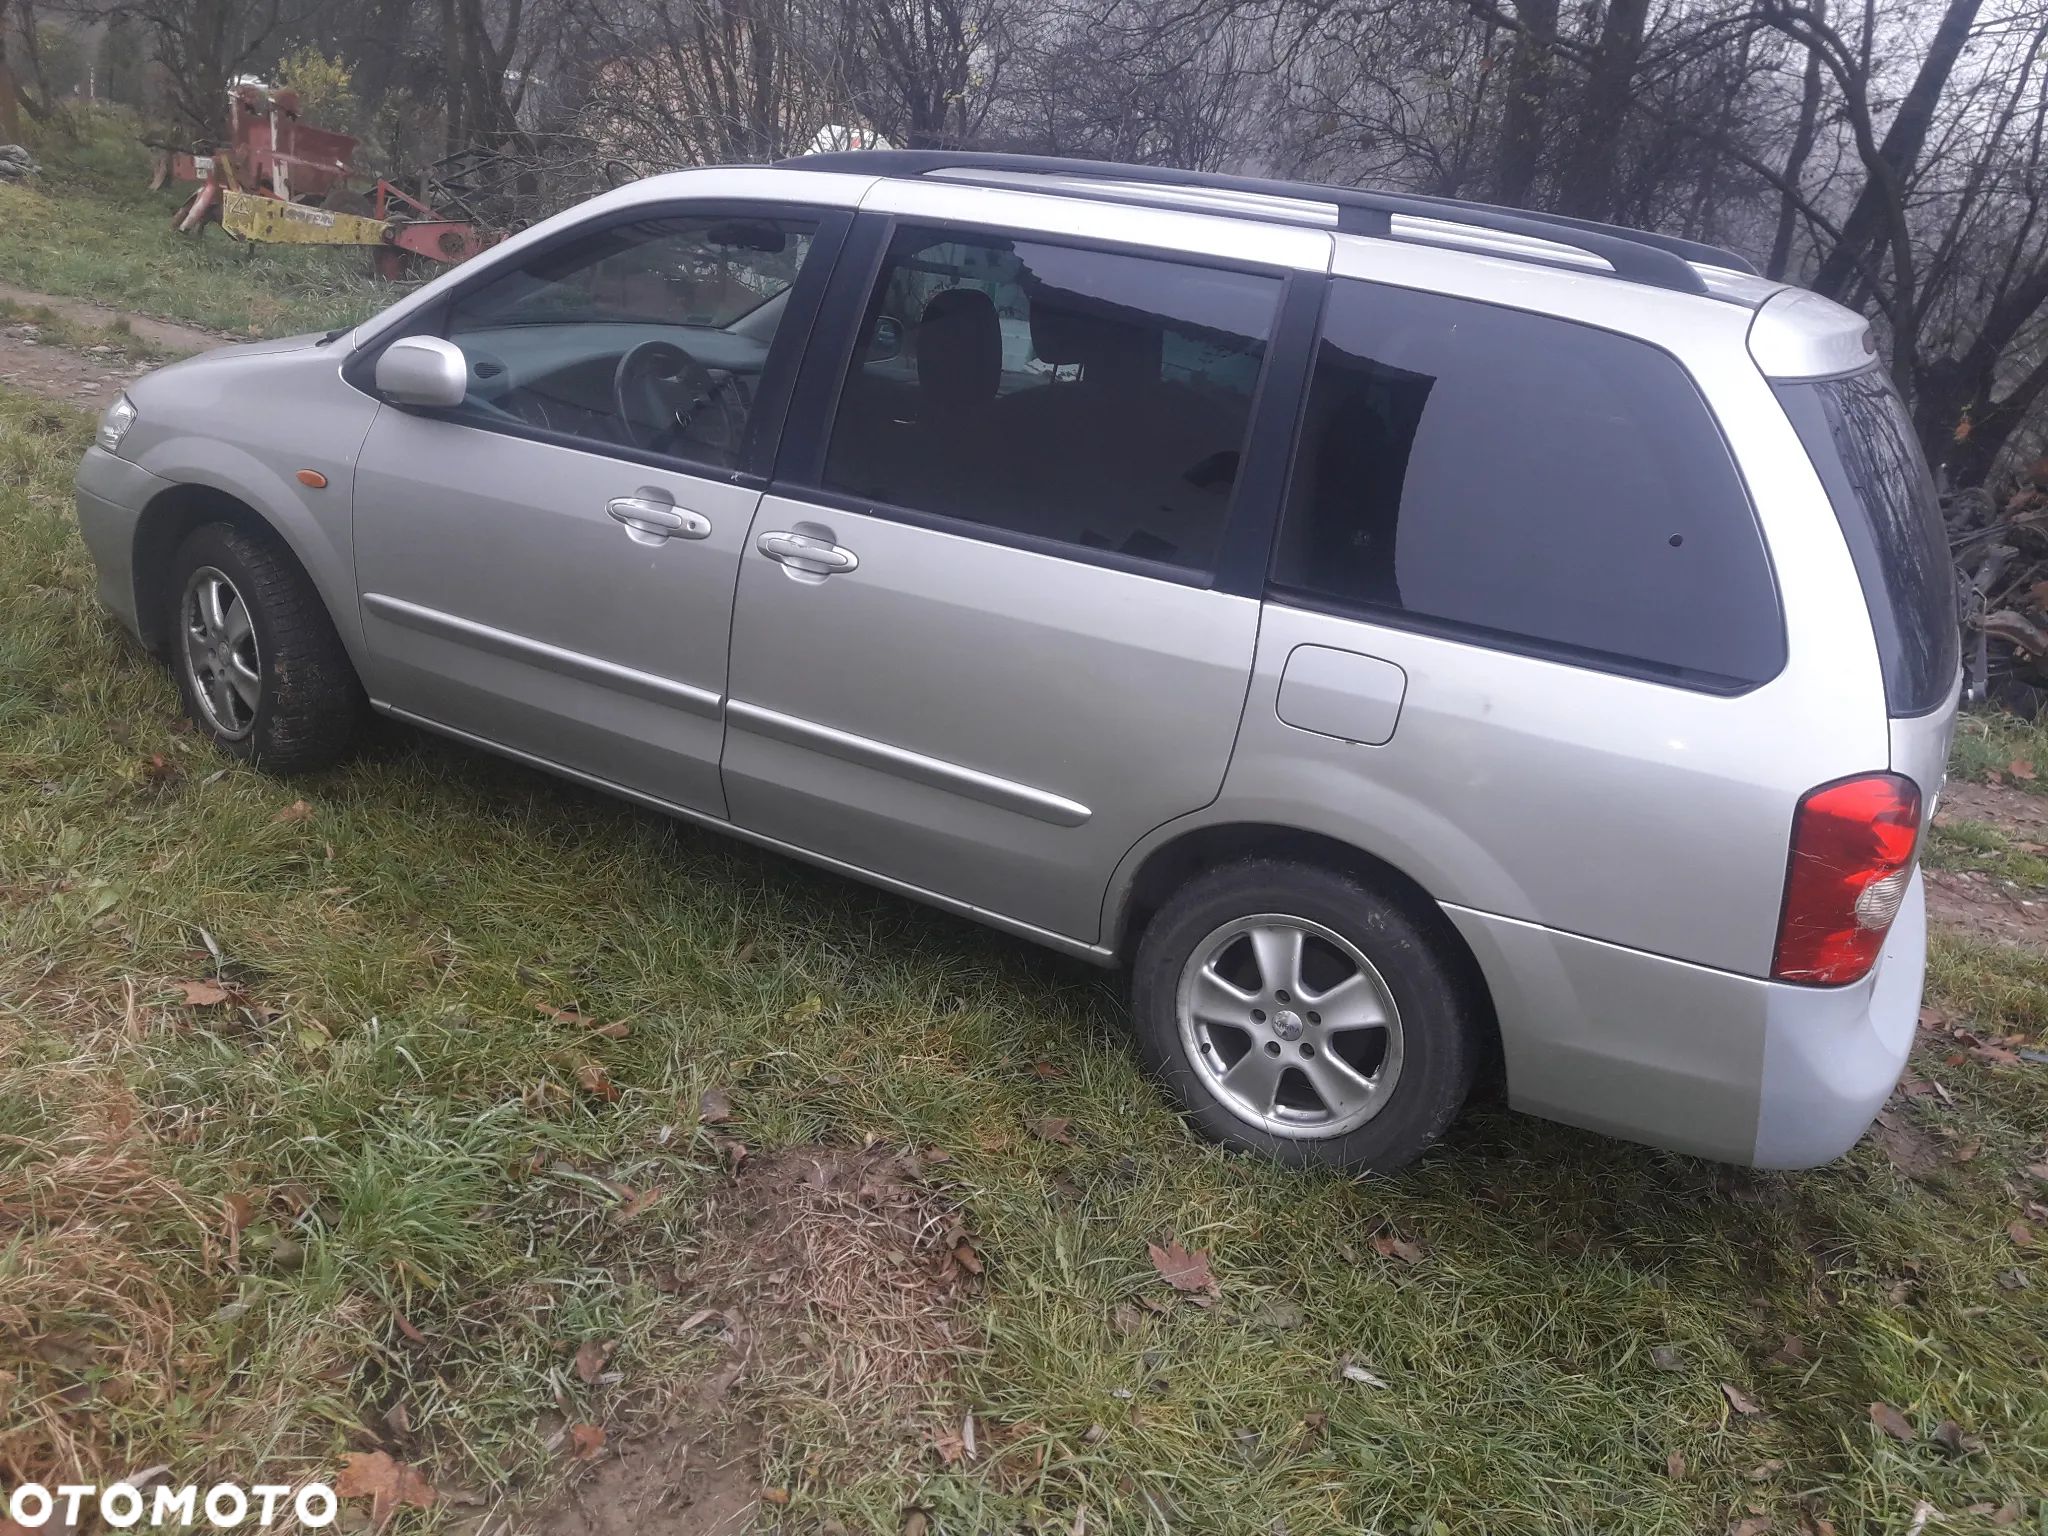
[1774,370,1958,715]
[1272,281,1784,689]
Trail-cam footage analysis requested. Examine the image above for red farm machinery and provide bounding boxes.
[151,84,499,277]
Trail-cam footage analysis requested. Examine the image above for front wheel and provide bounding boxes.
[1130,860,1478,1173]
[168,521,364,773]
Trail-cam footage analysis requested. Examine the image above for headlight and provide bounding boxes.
[96,393,138,455]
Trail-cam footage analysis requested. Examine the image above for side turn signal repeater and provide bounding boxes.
[296,469,329,489]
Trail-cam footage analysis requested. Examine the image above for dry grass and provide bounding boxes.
[690,1146,979,1451]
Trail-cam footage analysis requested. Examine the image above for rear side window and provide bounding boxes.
[822,225,1281,574]
[1775,370,1958,715]
[1272,280,1784,688]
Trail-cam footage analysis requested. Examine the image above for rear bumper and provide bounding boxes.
[74,446,168,642]
[1444,873,1923,1168]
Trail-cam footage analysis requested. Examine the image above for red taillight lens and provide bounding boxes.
[1772,773,1921,985]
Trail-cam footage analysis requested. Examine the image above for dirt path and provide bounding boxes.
[1926,779,2048,948]
[0,280,224,412]
[0,323,154,410]
[0,279,226,355]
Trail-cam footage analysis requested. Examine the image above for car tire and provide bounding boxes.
[1130,859,1478,1173]
[166,521,364,773]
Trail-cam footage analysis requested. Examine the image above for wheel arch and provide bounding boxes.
[1110,820,1503,1081]
[129,481,360,668]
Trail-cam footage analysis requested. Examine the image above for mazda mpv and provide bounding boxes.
[75,150,1962,1171]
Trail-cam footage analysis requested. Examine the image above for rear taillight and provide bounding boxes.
[1772,773,1922,985]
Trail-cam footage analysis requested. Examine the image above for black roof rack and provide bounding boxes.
[776,149,1761,296]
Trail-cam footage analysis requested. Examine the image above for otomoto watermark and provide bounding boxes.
[3,1482,337,1529]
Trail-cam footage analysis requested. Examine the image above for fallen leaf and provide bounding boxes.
[1721,1382,1763,1416]
[1110,1303,1146,1337]
[784,994,824,1023]
[760,1488,791,1507]
[1991,1502,2023,1526]
[573,1339,612,1384]
[392,1309,427,1345]
[2009,1220,2035,1246]
[1665,1450,1686,1478]
[928,1426,967,1466]
[617,1185,665,1221]
[1746,1459,1785,1481]
[576,1062,620,1102]
[698,1087,733,1124]
[902,1513,931,1536]
[1869,1401,1916,1442]
[1148,1240,1220,1298]
[273,799,314,824]
[1031,1060,1065,1080]
[1369,1231,1426,1265]
[1765,1334,1810,1367]
[567,1422,606,1461]
[335,1450,436,1528]
[1340,1362,1388,1388]
[951,1238,985,1276]
[176,979,233,1007]
[1931,1418,1980,1457]
[1729,1519,1771,1536]
[1027,1116,1075,1146]
[2010,759,2039,782]
[1650,1344,1684,1372]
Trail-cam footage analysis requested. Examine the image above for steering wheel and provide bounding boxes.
[611,339,743,457]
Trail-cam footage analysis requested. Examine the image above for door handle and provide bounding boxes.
[757,529,859,574]
[608,497,711,541]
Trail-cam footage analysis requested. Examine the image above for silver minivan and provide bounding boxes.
[74,151,1961,1172]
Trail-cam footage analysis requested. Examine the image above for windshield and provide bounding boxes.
[1776,368,1958,716]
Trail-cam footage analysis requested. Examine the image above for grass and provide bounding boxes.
[1925,818,2048,888]
[1950,710,2048,792]
[0,109,407,338]
[3,377,2047,1535]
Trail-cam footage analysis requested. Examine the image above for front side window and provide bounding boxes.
[821,224,1282,574]
[443,214,817,469]
[1272,280,1784,688]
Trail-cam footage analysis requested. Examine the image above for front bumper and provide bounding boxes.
[74,445,169,642]
[1444,872,1924,1168]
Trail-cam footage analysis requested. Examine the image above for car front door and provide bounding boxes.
[350,204,845,816]
[720,191,1328,946]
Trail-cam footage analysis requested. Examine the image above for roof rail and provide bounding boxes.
[778,149,1758,297]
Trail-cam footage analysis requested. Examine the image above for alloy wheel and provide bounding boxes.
[1175,913,1404,1138]
[180,565,260,740]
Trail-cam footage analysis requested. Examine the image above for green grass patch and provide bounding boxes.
[0,109,409,338]
[1951,709,2048,793]
[1926,817,2048,888]
[3,381,2045,1532]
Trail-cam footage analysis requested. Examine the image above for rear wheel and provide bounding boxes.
[168,522,364,772]
[1130,859,1477,1172]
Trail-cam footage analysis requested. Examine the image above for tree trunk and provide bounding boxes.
[1554,0,1649,221]
[1808,0,1982,302]
[1767,14,1825,280]
[1490,0,1557,206]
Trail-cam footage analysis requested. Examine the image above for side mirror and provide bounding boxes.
[375,335,469,408]
[867,315,904,363]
